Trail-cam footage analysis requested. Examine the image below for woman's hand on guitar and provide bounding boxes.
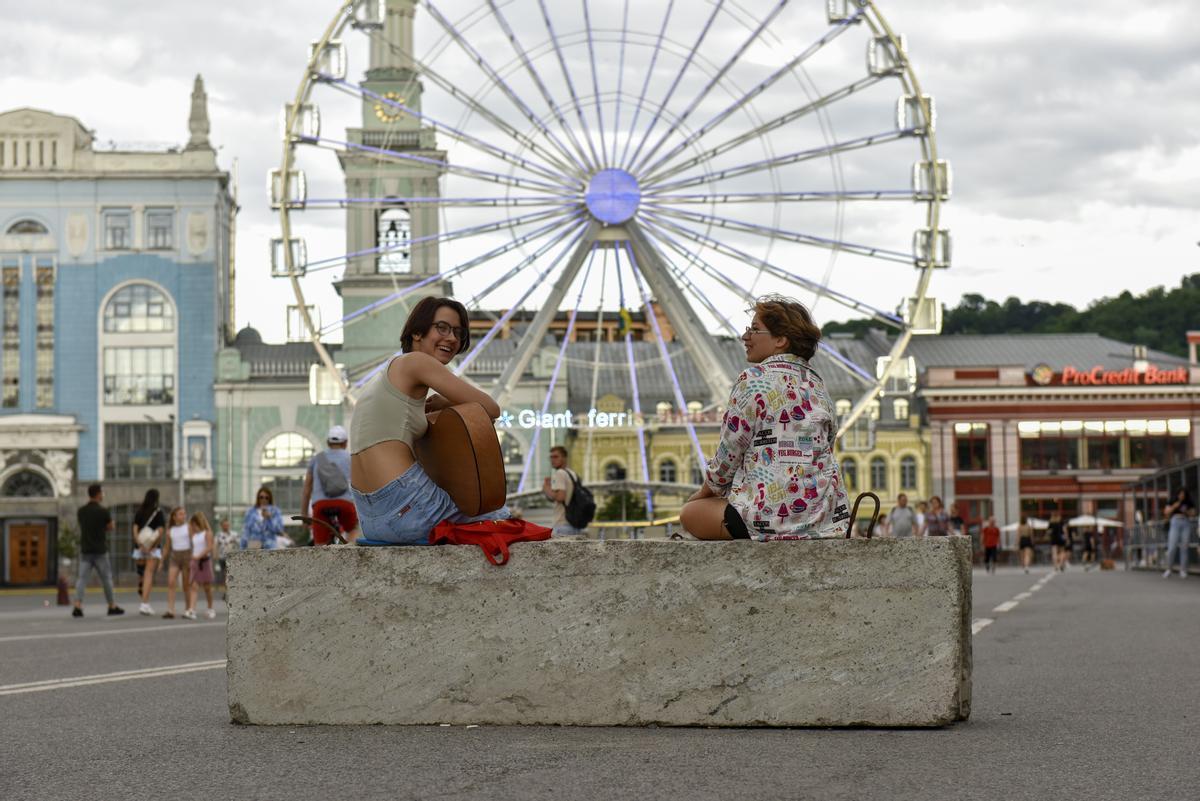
[425,393,452,414]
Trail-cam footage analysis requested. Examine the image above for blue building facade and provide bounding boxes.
[0,78,234,584]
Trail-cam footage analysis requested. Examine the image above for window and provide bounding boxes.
[604,462,627,481]
[259,476,306,517]
[1128,436,1187,470]
[893,398,909,422]
[6,219,48,235]
[954,423,989,472]
[145,209,174,249]
[659,459,677,483]
[656,401,672,420]
[835,399,851,419]
[103,347,175,405]
[286,305,319,343]
[1019,425,1080,471]
[498,432,522,466]
[900,455,918,490]
[867,399,881,421]
[260,433,316,468]
[104,284,175,332]
[103,209,132,250]
[34,258,53,408]
[869,456,888,491]
[105,423,174,479]
[1,470,54,497]
[377,206,411,273]
[841,458,858,491]
[1085,433,1121,470]
[2,260,19,407]
[690,460,704,485]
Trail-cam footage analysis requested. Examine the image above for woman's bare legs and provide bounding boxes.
[165,563,179,615]
[679,497,735,540]
[186,569,198,613]
[141,558,158,602]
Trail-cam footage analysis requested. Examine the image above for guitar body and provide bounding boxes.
[414,402,506,517]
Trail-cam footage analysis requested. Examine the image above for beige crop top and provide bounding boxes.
[349,361,428,454]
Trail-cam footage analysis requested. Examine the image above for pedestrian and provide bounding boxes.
[680,295,849,540]
[72,483,123,618]
[924,496,950,536]
[300,424,356,543]
[161,506,192,619]
[981,516,1001,574]
[1162,488,1197,579]
[1017,515,1035,573]
[215,518,238,581]
[948,501,965,537]
[1047,513,1067,571]
[186,511,216,619]
[873,510,890,538]
[1082,527,1098,571]
[543,445,586,537]
[888,493,917,539]
[132,489,166,616]
[241,486,286,550]
[348,296,508,545]
[914,500,928,537]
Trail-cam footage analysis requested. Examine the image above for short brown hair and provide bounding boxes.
[753,295,821,360]
[400,296,470,355]
[550,446,568,458]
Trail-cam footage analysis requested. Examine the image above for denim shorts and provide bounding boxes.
[352,462,510,546]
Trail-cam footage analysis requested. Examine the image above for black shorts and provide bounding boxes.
[724,504,751,540]
[1019,537,1034,550]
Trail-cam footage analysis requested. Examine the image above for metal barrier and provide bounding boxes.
[1124,521,1198,573]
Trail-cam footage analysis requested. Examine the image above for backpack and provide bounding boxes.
[563,470,596,529]
[314,451,349,498]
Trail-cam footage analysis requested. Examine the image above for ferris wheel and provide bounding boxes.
[274,0,948,455]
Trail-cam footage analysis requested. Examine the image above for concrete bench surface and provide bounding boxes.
[226,538,972,727]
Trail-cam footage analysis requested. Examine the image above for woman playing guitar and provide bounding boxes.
[350,296,509,545]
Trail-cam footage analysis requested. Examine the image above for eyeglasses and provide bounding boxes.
[743,326,772,337]
[430,320,466,340]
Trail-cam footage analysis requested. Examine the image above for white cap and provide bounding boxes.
[327,424,348,443]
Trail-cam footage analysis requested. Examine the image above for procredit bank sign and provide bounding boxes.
[1031,363,1189,386]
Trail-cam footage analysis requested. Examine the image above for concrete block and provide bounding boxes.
[227,538,971,727]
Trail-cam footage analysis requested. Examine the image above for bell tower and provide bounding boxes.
[337,0,447,373]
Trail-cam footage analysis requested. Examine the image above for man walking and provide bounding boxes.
[888,493,917,539]
[543,446,586,537]
[73,483,123,617]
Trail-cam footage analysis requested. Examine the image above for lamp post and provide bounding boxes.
[168,413,184,506]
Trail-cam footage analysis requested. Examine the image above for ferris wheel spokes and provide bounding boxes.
[533,0,604,171]
[617,0,674,169]
[580,0,609,169]
[641,73,886,186]
[422,0,586,171]
[628,0,787,177]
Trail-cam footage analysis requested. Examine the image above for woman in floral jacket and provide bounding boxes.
[680,296,850,540]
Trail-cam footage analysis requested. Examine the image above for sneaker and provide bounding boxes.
[205,608,216,619]
[139,603,154,616]
[162,611,175,619]
[1180,571,1188,579]
[1163,570,1171,579]
[107,606,125,616]
[182,609,197,620]
[71,607,83,618]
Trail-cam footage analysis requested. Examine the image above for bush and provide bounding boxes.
[596,490,648,522]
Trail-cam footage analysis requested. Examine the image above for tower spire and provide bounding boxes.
[186,74,212,151]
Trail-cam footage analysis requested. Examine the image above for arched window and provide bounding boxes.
[900,455,918,490]
[498,432,522,466]
[377,206,412,274]
[870,456,888,490]
[1,470,54,497]
[893,398,910,421]
[260,433,316,468]
[835,399,851,418]
[604,462,627,481]
[6,219,48,235]
[658,459,677,483]
[104,283,175,333]
[690,460,704,485]
[841,458,857,491]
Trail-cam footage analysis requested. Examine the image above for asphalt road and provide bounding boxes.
[2,564,1197,801]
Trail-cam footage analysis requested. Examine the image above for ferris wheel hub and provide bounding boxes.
[584,168,641,225]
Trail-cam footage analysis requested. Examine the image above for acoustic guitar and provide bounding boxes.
[414,402,507,517]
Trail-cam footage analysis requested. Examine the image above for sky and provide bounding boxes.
[2,0,1198,344]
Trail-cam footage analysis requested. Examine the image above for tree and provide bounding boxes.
[596,489,648,522]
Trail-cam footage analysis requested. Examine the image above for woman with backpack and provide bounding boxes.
[349,296,509,545]
[679,295,850,540]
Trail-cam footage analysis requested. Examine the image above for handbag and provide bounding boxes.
[136,525,158,550]
[429,518,552,566]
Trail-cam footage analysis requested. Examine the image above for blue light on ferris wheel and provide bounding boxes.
[585,168,640,225]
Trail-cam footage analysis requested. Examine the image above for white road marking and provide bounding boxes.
[0,659,227,696]
[0,622,223,643]
[992,600,1019,613]
[1014,592,1032,600]
[971,618,994,634]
